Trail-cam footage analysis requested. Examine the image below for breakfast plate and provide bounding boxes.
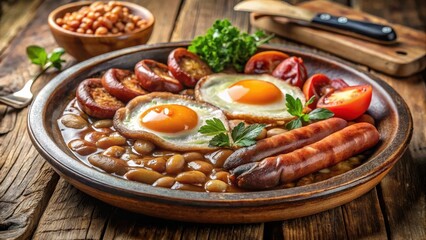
[28,42,412,223]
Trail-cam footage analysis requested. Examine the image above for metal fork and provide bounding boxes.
[0,65,50,109]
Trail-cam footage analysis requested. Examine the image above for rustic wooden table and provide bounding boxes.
[0,0,425,239]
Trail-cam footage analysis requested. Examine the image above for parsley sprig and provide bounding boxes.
[199,118,265,148]
[285,94,334,130]
[26,45,66,73]
[188,19,273,72]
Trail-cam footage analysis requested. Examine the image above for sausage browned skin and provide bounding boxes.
[231,122,380,190]
[223,118,348,170]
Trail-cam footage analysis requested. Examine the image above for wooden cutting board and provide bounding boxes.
[250,0,426,77]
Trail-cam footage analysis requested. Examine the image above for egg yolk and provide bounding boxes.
[226,79,282,104]
[140,104,198,133]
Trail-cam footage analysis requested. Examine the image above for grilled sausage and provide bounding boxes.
[231,122,380,190]
[223,118,348,170]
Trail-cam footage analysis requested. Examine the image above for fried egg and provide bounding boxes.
[195,74,306,123]
[113,92,229,152]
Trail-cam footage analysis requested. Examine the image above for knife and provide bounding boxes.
[234,0,397,44]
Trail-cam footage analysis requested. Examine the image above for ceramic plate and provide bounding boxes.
[28,42,412,223]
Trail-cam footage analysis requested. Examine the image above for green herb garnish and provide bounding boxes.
[188,19,273,72]
[285,94,334,130]
[199,118,266,148]
[26,45,66,73]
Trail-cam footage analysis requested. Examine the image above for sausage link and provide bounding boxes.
[223,118,348,169]
[231,122,380,190]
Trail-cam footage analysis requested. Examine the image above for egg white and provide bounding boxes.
[119,96,229,149]
[196,74,306,122]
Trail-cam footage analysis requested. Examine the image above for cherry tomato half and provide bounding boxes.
[244,51,289,74]
[135,59,183,93]
[317,85,373,120]
[303,74,332,102]
[168,48,212,87]
[272,56,308,88]
[303,74,349,108]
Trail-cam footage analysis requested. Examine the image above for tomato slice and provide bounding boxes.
[244,51,289,74]
[168,48,212,87]
[317,85,373,120]
[272,56,308,88]
[303,74,331,107]
[302,74,349,108]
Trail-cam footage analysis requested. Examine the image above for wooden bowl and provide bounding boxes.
[28,42,413,223]
[48,1,154,61]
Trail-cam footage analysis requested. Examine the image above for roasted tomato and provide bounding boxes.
[317,85,373,120]
[101,68,148,102]
[76,78,125,119]
[303,74,349,107]
[168,48,212,87]
[272,56,308,88]
[135,59,183,93]
[244,51,289,74]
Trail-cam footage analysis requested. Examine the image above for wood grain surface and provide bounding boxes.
[0,0,425,239]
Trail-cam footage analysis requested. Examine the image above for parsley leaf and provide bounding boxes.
[285,94,304,117]
[210,133,231,148]
[188,19,273,72]
[285,118,302,130]
[285,95,334,130]
[232,122,266,147]
[198,118,266,148]
[27,46,48,66]
[198,118,228,135]
[26,45,66,71]
[308,108,335,120]
[48,48,66,70]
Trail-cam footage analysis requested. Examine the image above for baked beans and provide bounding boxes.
[55,1,149,36]
[59,98,371,192]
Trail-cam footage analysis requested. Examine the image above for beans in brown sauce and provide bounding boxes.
[120,153,141,161]
[133,139,155,155]
[93,119,113,128]
[68,139,97,156]
[88,154,128,175]
[96,132,126,149]
[204,179,228,193]
[175,171,206,185]
[146,157,166,173]
[187,161,213,175]
[60,99,373,192]
[84,131,106,144]
[211,171,230,184]
[182,152,204,162]
[103,146,125,158]
[171,182,204,192]
[125,168,163,184]
[166,154,185,174]
[206,149,233,168]
[60,114,88,129]
[153,176,175,188]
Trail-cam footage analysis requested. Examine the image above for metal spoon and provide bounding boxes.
[0,64,50,109]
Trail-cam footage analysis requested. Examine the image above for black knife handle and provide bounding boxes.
[312,13,397,43]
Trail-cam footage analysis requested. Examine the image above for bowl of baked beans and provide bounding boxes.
[48,1,154,61]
